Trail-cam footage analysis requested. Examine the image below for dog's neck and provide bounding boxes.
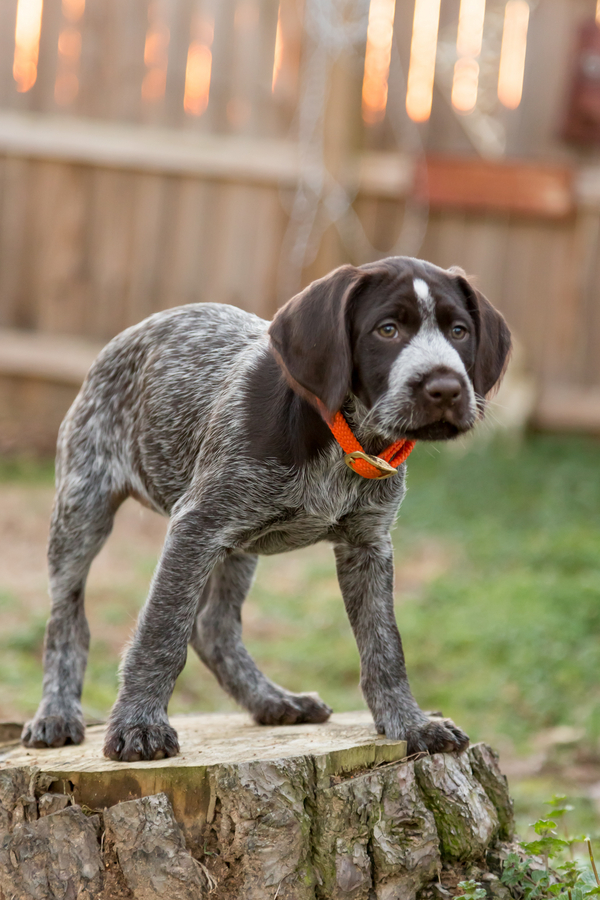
[260,345,400,466]
[339,394,400,457]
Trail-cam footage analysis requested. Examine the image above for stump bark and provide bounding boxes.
[0,712,515,900]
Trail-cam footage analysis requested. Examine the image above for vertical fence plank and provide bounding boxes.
[502,221,549,377]
[28,0,63,113]
[139,0,176,127]
[31,161,91,336]
[0,157,32,328]
[271,0,305,137]
[162,0,196,128]
[566,211,598,385]
[155,175,210,308]
[0,0,19,109]
[123,171,169,327]
[78,0,149,121]
[579,211,600,386]
[202,0,236,134]
[203,0,282,323]
[207,182,283,316]
[86,167,136,340]
[248,185,285,317]
[536,224,576,385]
[424,211,468,270]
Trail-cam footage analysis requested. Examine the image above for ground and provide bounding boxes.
[0,435,599,842]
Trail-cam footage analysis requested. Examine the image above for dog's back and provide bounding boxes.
[57,303,268,514]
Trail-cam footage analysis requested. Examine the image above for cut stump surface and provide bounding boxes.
[0,712,515,900]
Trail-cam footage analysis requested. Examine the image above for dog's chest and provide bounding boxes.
[241,516,333,555]
[239,462,404,555]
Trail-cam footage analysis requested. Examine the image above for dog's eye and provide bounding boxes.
[451,324,468,340]
[377,323,398,339]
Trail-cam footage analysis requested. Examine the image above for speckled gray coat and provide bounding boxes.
[22,257,510,761]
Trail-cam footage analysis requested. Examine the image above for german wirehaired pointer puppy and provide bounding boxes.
[22,257,510,761]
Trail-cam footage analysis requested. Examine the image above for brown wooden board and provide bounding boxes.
[414,156,575,220]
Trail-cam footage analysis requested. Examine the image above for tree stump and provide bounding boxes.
[0,712,515,900]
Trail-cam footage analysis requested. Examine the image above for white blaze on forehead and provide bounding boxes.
[413,277,435,318]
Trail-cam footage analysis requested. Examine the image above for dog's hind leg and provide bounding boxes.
[190,551,332,726]
[22,471,120,748]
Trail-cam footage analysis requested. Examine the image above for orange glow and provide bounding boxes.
[142,67,167,101]
[61,0,84,23]
[456,0,486,58]
[272,3,283,93]
[184,40,212,116]
[498,0,529,109]
[142,3,169,103]
[13,0,44,93]
[451,0,485,112]
[144,26,169,69]
[362,0,396,124]
[58,26,81,61]
[597,0,600,25]
[55,25,81,104]
[55,0,84,106]
[452,57,479,112]
[406,0,442,122]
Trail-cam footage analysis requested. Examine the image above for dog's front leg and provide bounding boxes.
[334,535,469,756]
[103,507,226,761]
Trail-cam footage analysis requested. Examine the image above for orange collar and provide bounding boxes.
[327,411,416,479]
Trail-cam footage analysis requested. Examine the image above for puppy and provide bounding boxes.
[22,257,510,761]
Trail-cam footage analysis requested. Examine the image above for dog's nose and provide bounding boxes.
[423,374,462,406]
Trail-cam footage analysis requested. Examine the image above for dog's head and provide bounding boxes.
[269,256,511,442]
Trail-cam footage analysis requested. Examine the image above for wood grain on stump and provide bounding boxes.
[0,712,515,900]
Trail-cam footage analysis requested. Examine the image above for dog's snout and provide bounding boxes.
[423,374,462,406]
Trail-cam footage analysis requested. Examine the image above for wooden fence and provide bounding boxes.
[0,0,599,452]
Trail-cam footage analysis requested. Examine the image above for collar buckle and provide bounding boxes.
[344,450,397,479]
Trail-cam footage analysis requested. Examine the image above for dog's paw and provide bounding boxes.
[22,713,85,748]
[404,717,469,756]
[253,691,332,726]
[103,722,180,761]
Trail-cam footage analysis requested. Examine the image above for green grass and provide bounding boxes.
[0,456,55,484]
[2,433,599,836]
[391,435,600,749]
[235,434,600,753]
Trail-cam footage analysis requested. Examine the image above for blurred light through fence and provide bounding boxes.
[498,0,529,108]
[406,0,441,122]
[452,0,485,113]
[362,0,396,124]
[13,0,44,93]
[452,57,480,112]
[456,0,486,56]
[184,17,214,116]
[272,3,283,93]
[142,3,170,102]
[55,0,85,105]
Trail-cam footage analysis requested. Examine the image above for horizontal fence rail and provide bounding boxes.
[0,110,415,194]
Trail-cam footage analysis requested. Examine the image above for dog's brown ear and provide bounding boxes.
[269,265,363,419]
[448,267,512,398]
